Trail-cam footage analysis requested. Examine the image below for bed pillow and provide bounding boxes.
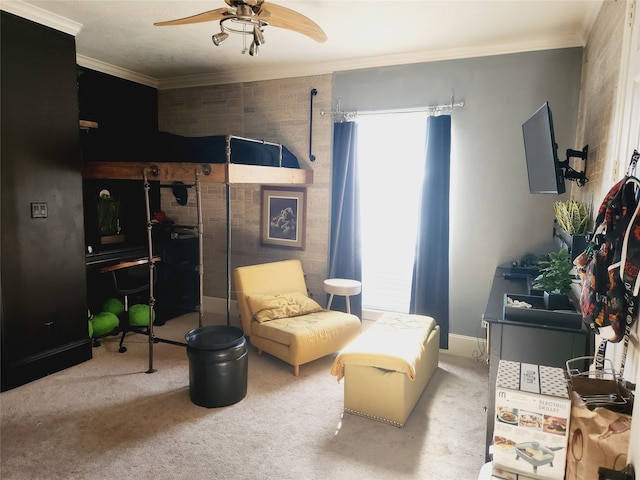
[246,292,323,322]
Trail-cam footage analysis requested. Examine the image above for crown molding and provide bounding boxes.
[76,55,159,89]
[0,0,82,36]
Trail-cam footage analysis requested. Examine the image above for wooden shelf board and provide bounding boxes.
[227,163,313,184]
[82,162,313,185]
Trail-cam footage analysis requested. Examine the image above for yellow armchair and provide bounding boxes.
[233,259,361,376]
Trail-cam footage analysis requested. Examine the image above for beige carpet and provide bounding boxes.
[1,313,489,480]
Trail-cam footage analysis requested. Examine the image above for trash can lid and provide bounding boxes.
[185,325,245,351]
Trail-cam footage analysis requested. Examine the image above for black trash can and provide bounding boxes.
[185,325,248,408]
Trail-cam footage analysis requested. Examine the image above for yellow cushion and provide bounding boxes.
[330,313,437,381]
[246,292,323,322]
[251,310,360,348]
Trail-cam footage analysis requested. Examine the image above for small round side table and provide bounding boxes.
[323,278,362,315]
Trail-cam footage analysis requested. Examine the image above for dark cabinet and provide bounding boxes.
[78,66,164,319]
[1,12,92,391]
[77,67,158,163]
[482,266,592,460]
[154,235,201,324]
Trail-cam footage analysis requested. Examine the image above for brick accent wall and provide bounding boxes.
[571,0,627,219]
[157,75,333,306]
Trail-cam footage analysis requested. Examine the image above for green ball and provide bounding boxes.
[128,304,155,327]
[102,298,124,316]
[90,311,119,337]
[88,319,94,338]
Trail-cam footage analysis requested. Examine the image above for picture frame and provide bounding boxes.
[260,186,306,250]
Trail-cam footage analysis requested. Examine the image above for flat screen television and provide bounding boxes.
[522,102,565,194]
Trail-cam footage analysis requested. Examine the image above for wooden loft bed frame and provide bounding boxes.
[81,133,313,185]
[82,161,313,185]
[81,154,313,373]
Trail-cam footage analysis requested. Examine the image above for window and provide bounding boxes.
[357,112,427,312]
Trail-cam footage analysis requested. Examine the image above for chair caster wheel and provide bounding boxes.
[119,346,127,353]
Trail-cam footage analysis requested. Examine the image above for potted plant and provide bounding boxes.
[532,248,574,310]
[554,200,589,235]
[97,190,123,244]
[553,200,591,261]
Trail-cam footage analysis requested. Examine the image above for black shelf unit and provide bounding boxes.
[154,234,201,324]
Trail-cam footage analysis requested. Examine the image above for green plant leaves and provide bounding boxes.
[532,248,574,294]
[554,200,589,234]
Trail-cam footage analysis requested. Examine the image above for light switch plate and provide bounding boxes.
[31,202,48,218]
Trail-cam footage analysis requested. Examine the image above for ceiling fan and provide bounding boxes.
[154,0,327,57]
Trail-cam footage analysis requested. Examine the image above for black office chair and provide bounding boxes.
[100,256,160,353]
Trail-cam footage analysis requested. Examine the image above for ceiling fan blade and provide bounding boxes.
[259,2,327,43]
[154,8,227,27]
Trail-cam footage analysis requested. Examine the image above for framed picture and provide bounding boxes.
[260,186,306,250]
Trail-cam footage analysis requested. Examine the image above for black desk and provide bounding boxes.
[85,245,149,269]
[85,238,199,324]
[85,245,151,314]
[482,266,592,460]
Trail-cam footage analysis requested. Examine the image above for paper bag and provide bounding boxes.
[564,391,632,480]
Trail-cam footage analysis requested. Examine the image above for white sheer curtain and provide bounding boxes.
[356,112,427,312]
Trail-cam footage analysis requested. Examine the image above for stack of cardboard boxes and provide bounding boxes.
[491,360,572,480]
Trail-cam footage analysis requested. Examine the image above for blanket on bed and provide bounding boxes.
[330,313,437,382]
[156,132,300,167]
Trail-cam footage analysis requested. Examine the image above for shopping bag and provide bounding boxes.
[564,390,632,480]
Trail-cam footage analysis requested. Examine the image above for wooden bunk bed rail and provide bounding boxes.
[227,163,313,184]
[82,162,222,183]
[82,162,313,185]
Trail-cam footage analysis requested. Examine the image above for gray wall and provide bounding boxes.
[333,48,583,339]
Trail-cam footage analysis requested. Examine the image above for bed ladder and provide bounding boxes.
[141,165,206,373]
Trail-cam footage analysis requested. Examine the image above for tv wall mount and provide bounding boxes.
[559,145,588,187]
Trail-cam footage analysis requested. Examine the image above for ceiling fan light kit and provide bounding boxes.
[211,31,229,46]
[155,0,327,57]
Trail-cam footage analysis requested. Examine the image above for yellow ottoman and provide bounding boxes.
[330,312,440,427]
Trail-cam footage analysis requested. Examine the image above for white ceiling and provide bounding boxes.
[2,0,603,89]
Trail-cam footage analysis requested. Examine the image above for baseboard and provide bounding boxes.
[1,338,93,392]
[447,333,487,360]
[203,295,241,328]
[204,298,488,361]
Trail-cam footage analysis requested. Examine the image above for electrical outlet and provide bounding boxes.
[30,202,48,218]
